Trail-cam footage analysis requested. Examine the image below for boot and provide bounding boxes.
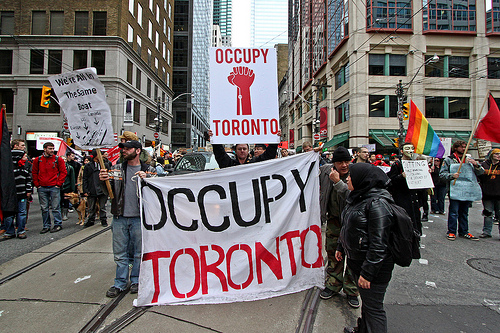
[62,208,69,221]
[421,212,428,222]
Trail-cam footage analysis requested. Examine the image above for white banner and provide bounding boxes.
[136,152,323,305]
[402,160,434,189]
[48,68,115,149]
[209,48,280,145]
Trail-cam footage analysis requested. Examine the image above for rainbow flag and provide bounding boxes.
[405,100,445,158]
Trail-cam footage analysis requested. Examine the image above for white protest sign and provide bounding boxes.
[401,160,434,189]
[36,136,64,151]
[136,152,323,305]
[209,48,280,144]
[48,68,115,149]
[449,163,482,201]
[377,165,391,173]
[440,137,452,157]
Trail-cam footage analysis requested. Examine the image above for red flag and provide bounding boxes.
[475,94,500,144]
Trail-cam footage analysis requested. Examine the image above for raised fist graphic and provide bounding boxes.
[227,66,255,115]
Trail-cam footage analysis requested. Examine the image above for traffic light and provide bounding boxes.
[40,86,51,108]
[393,138,399,148]
[402,103,409,120]
[66,138,73,147]
[151,140,155,147]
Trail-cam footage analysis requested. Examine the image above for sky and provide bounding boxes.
[232,0,252,47]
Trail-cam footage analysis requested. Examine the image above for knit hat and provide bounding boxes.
[118,131,139,141]
[332,146,351,162]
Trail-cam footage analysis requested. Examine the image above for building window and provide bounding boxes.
[369,54,384,75]
[149,20,153,40]
[129,0,135,15]
[30,50,44,74]
[128,24,134,43]
[0,50,12,74]
[149,0,154,12]
[366,0,412,30]
[134,100,140,123]
[136,68,141,90]
[48,50,62,74]
[168,26,171,43]
[298,128,302,140]
[50,11,64,35]
[147,78,152,97]
[174,2,189,31]
[146,107,155,128]
[127,60,133,84]
[423,0,476,32]
[154,85,158,100]
[487,0,500,33]
[327,0,348,54]
[488,57,500,79]
[138,3,143,26]
[425,55,444,77]
[156,31,160,49]
[335,100,350,124]
[448,56,469,78]
[369,54,406,76]
[369,95,400,117]
[425,55,468,78]
[449,97,469,119]
[425,96,445,118]
[91,50,105,75]
[32,11,46,34]
[167,49,171,66]
[156,5,160,22]
[73,50,87,70]
[29,88,60,114]
[290,110,295,124]
[163,18,167,34]
[147,49,152,65]
[168,2,172,19]
[0,11,14,35]
[137,35,142,54]
[93,11,107,35]
[335,62,349,89]
[389,55,406,76]
[161,117,169,134]
[74,12,89,35]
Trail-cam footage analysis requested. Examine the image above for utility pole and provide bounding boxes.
[396,80,405,150]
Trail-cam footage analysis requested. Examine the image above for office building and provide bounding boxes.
[251,0,288,47]
[213,0,232,46]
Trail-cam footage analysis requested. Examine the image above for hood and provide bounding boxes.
[487,148,500,163]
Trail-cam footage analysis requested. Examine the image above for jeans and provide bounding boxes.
[86,194,108,224]
[482,199,500,236]
[112,216,142,290]
[4,199,27,236]
[431,185,447,213]
[38,186,62,229]
[447,199,471,235]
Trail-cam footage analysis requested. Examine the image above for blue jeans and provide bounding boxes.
[38,186,62,229]
[431,185,447,213]
[4,199,28,236]
[482,199,500,236]
[112,216,142,290]
[447,199,471,235]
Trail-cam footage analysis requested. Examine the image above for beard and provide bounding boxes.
[124,150,138,160]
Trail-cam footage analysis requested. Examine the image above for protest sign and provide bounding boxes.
[36,136,63,151]
[449,163,482,201]
[377,165,391,173]
[401,160,434,189]
[209,48,280,144]
[48,68,115,149]
[136,152,323,305]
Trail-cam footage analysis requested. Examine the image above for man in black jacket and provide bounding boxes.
[82,149,110,227]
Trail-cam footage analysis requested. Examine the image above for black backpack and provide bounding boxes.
[367,198,421,267]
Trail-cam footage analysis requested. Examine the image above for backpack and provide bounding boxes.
[367,198,421,267]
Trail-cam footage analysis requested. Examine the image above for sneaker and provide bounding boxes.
[319,287,336,300]
[106,286,123,298]
[438,211,446,215]
[347,295,360,308]
[68,208,74,213]
[2,234,15,239]
[40,228,50,234]
[101,222,108,227]
[83,222,94,228]
[460,233,479,241]
[421,214,428,222]
[50,225,62,233]
[447,233,456,241]
[130,283,139,294]
[479,233,492,238]
[17,233,27,239]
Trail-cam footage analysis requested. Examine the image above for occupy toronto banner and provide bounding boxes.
[136,152,324,305]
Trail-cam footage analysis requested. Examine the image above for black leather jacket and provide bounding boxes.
[339,187,394,281]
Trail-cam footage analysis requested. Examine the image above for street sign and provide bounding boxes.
[63,122,69,130]
[313,133,320,140]
[154,132,159,139]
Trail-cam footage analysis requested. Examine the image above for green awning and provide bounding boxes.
[369,129,399,147]
[324,132,349,148]
[434,130,471,142]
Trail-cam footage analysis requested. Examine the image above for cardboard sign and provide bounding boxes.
[136,152,323,305]
[449,163,482,201]
[48,68,115,149]
[401,160,434,189]
[209,48,280,144]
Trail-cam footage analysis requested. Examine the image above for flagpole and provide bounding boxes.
[452,91,490,185]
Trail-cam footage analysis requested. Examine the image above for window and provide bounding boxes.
[93,12,107,35]
[91,50,105,75]
[167,26,171,42]
[129,0,135,15]
[156,5,160,22]
[366,0,412,30]
[327,0,348,54]
[174,2,188,31]
[423,0,476,32]
[0,12,14,35]
[30,50,44,74]
[136,68,141,90]
[32,11,46,34]
[168,3,172,19]
[369,54,384,75]
[290,110,295,124]
[147,49,152,65]
[425,96,445,118]
[73,50,87,70]
[154,85,158,100]
[425,55,468,77]
[369,95,400,117]
[134,100,140,123]
[149,0,154,12]
[163,42,166,57]
[389,55,406,76]
[488,57,500,79]
[163,18,167,34]
[74,12,89,35]
[138,4,143,26]
[127,60,133,84]
[128,24,134,43]
[449,97,469,119]
[155,57,159,71]
[298,128,302,140]
[148,20,153,40]
[449,56,469,78]
[335,100,350,124]
[161,117,169,134]
[167,49,171,65]
[0,50,12,74]
[166,72,170,86]
[136,35,142,54]
[146,108,155,128]
[425,55,444,77]
[29,88,60,114]
[369,54,406,76]
[48,50,62,74]
[487,0,500,33]
[156,31,159,49]
[147,78,152,97]
[335,62,349,89]
[50,11,64,35]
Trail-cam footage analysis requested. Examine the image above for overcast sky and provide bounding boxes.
[232,0,251,47]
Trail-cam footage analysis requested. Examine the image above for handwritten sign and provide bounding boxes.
[401,160,434,189]
[209,48,279,144]
[449,163,482,201]
[48,68,115,149]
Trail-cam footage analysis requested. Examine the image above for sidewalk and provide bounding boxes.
[0,225,358,332]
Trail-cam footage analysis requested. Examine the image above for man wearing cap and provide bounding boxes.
[319,146,360,308]
[99,140,156,297]
[118,131,152,165]
[82,149,111,227]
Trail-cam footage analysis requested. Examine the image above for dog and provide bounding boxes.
[64,192,87,225]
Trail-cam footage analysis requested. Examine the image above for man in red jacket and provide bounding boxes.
[32,142,67,233]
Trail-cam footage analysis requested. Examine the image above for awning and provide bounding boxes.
[323,132,349,148]
[434,130,471,142]
[369,129,472,147]
[296,146,303,153]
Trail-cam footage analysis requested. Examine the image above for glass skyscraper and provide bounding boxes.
[213,0,232,46]
[251,0,288,47]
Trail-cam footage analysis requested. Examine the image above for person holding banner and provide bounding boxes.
[337,163,395,333]
[206,130,280,168]
[99,140,156,298]
[478,149,500,238]
[439,141,484,241]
